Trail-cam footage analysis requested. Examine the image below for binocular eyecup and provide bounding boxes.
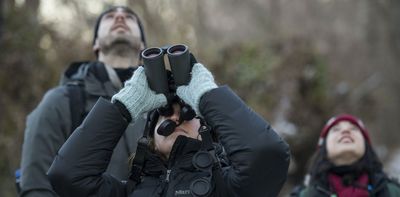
[142,44,192,95]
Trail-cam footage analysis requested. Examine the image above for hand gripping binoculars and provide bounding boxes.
[141,44,196,136]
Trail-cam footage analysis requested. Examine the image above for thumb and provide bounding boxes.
[152,93,168,109]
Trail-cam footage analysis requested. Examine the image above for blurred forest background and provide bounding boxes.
[1,0,400,196]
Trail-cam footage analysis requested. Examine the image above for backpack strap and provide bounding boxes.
[126,137,149,193]
[66,80,87,133]
[126,112,154,193]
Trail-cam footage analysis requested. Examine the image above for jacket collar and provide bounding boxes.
[143,136,202,176]
[168,135,202,167]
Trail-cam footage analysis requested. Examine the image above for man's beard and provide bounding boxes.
[99,34,141,56]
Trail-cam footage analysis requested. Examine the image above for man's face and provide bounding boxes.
[94,7,143,53]
[326,121,366,165]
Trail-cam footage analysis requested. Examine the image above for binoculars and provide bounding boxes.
[142,44,196,136]
[141,44,192,94]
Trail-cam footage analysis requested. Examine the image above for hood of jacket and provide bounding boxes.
[60,61,119,98]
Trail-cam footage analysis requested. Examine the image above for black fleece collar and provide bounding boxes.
[168,136,202,167]
[143,136,202,176]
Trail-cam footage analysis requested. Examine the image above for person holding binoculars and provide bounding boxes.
[48,44,290,197]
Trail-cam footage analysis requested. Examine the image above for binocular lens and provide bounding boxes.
[167,44,188,56]
[142,47,163,58]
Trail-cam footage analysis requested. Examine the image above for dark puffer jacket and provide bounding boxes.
[20,62,144,197]
[48,86,290,197]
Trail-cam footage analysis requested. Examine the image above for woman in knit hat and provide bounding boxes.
[291,114,400,197]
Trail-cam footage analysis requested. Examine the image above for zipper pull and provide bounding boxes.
[165,169,171,182]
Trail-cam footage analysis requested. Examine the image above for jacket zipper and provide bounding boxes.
[160,169,172,197]
[165,169,171,183]
[161,139,180,196]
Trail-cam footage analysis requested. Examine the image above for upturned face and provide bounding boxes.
[326,121,366,166]
[153,104,201,159]
[93,7,143,53]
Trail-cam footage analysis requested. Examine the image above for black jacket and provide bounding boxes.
[20,62,144,197]
[48,86,290,197]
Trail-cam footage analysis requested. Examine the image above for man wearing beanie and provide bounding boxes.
[291,114,400,197]
[20,6,147,197]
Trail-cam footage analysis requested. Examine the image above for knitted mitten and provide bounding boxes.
[112,66,167,121]
[176,63,217,116]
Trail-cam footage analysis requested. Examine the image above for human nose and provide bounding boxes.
[168,106,181,124]
[169,112,180,124]
[114,12,126,22]
[340,127,351,134]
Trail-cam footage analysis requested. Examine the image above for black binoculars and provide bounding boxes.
[142,44,197,136]
[141,44,192,94]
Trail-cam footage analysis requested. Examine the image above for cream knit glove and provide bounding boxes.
[112,66,167,122]
[176,63,217,116]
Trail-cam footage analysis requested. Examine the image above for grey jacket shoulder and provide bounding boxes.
[24,86,72,150]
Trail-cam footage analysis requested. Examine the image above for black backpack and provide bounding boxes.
[61,61,90,132]
[65,80,87,132]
